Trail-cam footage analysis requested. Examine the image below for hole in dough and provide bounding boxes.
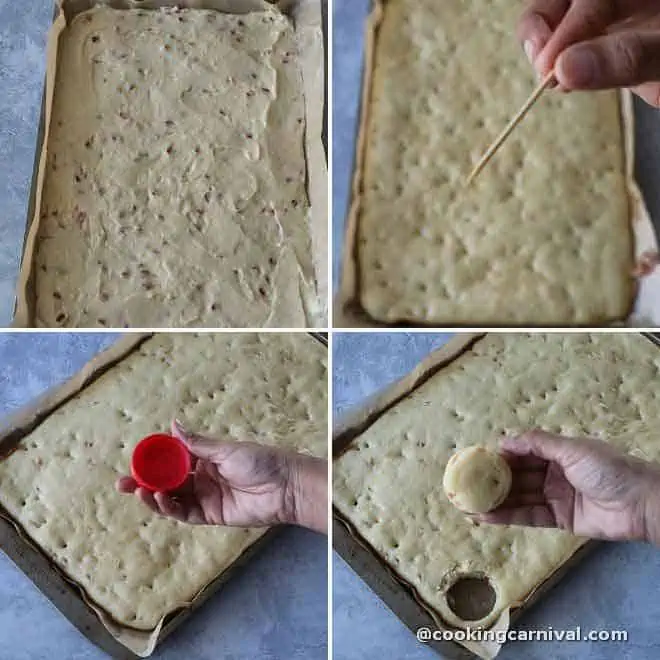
[446,573,496,622]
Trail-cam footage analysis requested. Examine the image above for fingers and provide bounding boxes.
[172,419,226,460]
[135,487,160,514]
[192,466,228,525]
[119,472,205,524]
[153,491,195,523]
[172,418,191,440]
[631,81,660,107]
[523,0,660,77]
[501,430,583,466]
[503,491,548,508]
[172,419,265,468]
[536,0,620,75]
[118,477,172,516]
[556,31,660,92]
[499,449,548,471]
[138,488,206,524]
[518,0,571,66]
[479,504,558,528]
[115,476,137,493]
[510,469,546,494]
[498,470,546,509]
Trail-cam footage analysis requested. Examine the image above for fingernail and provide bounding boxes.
[523,40,537,64]
[560,47,598,86]
[173,418,188,435]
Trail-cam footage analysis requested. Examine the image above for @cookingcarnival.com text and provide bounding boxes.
[416,626,628,645]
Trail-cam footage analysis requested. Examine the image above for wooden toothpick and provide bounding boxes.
[466,70,556,186]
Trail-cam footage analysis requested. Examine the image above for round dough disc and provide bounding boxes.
[443,446,512,514]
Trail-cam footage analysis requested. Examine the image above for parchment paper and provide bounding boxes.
[334,0,660,329]
[0,331,325,657]
[13,0,327,328]
[333,334,512,658]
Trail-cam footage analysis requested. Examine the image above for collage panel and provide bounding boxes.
[332,0,660,328]
[0,332,328,658]
[5,0,660,658]
[1,1,327,329]
[333,332,660,659]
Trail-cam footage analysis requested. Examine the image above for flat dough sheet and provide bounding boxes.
[0,333,327,629]
[356,0,634,326]
[334,334,660,628]
[35,6,316,328]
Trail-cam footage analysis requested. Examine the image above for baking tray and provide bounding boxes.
[0,331,327,658]
[333,0,660,329]
[332,332,660,659]
[13,0,328,328]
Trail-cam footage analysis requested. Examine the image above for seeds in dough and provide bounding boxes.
[443,446,512,514]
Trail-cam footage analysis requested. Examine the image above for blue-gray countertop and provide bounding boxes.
[0,0,51,325]
[0,333,327,659]
[332,332,660,660]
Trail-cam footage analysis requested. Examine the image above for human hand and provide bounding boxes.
[478,430,660,543]
[518,0,660,106]
[116,420,327,533]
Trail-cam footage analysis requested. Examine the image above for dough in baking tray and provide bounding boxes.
[334,334,660,628]
[35,6,316,328]
[0,333,327,629]
[357,0,633,326]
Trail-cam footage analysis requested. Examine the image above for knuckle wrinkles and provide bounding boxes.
[518,10,540,38]
[614,33,645,81]
[576,0,616,33]
[581,12,600,34]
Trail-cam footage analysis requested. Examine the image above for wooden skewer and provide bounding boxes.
[466,70,556,186]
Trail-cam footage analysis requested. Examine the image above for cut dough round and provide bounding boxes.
[443,446,512,514]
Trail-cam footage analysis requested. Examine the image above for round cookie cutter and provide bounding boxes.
[131,433,191,492]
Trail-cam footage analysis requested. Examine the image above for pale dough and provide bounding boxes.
[334,334,660,629]
[0,333,327,629]
[357,0,633,325]
[34,6,317,328]
[443,446,512,514]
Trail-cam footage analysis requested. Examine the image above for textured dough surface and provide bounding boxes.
[0,333,327,629]
[443,446,512,514]
[35,7,316,328]
[334,334,660,628]
[357,0,633,325]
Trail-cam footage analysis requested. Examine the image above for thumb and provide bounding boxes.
[172,419,228,460]
[556,31,660,91]
[501,429,591,468]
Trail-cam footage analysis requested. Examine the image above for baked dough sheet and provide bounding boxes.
[355,0,633,326]
[33,6,317,328]
[334,334,659,629]
[0,333,327,630]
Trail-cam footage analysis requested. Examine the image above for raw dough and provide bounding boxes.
[356,0,633,325]
[443,446,512,514]
[0,333,327,629]
[334,334,660,629]
[34,6,317,328]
